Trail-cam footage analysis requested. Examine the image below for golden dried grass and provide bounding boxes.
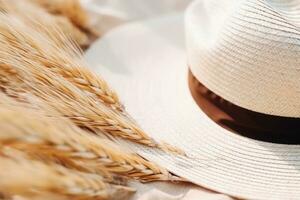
[0,0,90,48]
[0,1,187,199]
[0,93,180,182]
[0,148,135,200]
[28,0,100,49]
[0,12,184,155]
[29,0,88,29]
[0,6,119,109]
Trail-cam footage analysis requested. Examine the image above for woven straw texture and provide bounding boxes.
[187,0,300,117]
[85,1,300,198]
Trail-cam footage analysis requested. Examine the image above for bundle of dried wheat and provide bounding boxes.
[0,93,179,182]
[0,148,135,200]
[0,12,184,155]
[0,5,185,199]
[0,0,97,49]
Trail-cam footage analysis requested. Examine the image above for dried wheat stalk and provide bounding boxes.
[27,0,100,49]
[0,61,158,147]
[0,13,184,155]
[0,148,135,200]
[29,0,88,29]
[0,7,120,110]
[0,0,90,48]
[0,93,181,182]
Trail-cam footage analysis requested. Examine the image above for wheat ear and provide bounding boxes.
[28,0,100,44]
[0,63,158,147]
[0,14,184,155]
[0,7,121,111]
[0,148,135,200]
[0,94,181,182]
[0,0,90,48]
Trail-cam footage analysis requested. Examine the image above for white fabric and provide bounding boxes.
[137,189,232,200]
[81,0,192,34]
[128,181,233,200]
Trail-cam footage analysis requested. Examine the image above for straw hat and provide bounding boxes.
[85,0,300,199]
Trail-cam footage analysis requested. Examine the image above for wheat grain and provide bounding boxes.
[0,63,156,146]
[0,10,184,154]
[0,148,135,200]
[0,94,182,182]
[0,14,185,155]
[0,7,121,110]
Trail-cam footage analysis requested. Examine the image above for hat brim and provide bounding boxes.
[85,14,300,200]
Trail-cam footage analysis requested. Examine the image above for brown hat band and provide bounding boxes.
[188,70,300,144]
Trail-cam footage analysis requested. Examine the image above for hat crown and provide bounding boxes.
[186,0,300,117]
